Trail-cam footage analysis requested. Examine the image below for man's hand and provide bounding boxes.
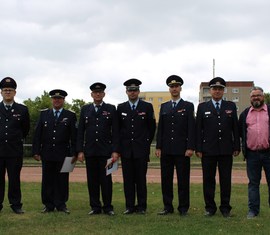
[71,156,77,164]
[195,152,202,158]
[185,149,194,158]
[77,152,85,163]
[33,155,41,161]
[155,149,161,158]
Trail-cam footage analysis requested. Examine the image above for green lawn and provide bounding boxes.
[0,182,269,235]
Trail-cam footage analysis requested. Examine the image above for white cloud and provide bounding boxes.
[0,0,270,109]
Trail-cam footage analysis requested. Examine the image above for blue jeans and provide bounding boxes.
[246,150,270,215]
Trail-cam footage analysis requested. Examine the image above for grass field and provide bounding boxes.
[0,182,270,235]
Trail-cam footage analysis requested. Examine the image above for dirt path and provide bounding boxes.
[20,166,266,184]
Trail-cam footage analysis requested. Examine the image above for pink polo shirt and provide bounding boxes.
[246,104,269,150]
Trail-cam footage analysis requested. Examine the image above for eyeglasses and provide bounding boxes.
[2,89,15,93]
[251,94,263,98]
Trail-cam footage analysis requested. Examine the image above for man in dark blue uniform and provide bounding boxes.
[156,75,195,216]
[32,89,77,214]
[77,82,119,216]
[117,78,156,215]
[0,77,30,214]
[195,77,240,217]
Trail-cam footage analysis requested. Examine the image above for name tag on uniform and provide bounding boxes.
[122,113,127,116]
[205,111,211,115]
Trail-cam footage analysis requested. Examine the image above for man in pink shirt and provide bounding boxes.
[239,86,270,219]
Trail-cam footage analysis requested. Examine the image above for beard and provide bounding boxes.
[251,100,264,108]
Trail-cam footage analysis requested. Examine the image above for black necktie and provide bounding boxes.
[132,104,136,111]
[54,110,59,121]
[96,105,101,112]
[215,102,220,114]
[172,102,176,109]
[6,105,11,111]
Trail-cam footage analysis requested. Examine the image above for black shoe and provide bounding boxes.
[157,209,174,215]
[88,210,101,215]
[222,211,231,218]
[105,210,115,216]
[58,207,70,214]
[179,211,188,216]
[12,208,25,214]
[123,209,135,215]
[136,209,146,215]
[204,211,215,217]
[41,207,54,213]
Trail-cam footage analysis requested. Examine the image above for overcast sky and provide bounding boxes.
[1,0,269,108]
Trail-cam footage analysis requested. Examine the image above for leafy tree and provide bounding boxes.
[265,92,270,104]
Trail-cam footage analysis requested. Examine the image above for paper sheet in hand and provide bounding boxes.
[60,157,76,173]
[106,158,118,176]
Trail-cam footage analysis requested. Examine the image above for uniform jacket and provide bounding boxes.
[196,100,240,156]
[156,99,195,155]
[117,100,156,159]
[32,109,77,161]
[76,102,119,157]
[0,101,30,158]
[239,104,270,158]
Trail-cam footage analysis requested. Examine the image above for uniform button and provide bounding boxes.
[132,119,134,121]
[5,133,8,135]
[96,139,98,141]
[53,144,55,146]
[54,130,56,133]
[171,137,174,140]
[172,123,174,125]
[5,140,8,142]
[96,118,99,120]
[131,138,134,141]
[96,131,98,134]
[172,116,174,118]
[172,130,174,132]
[131,132,134,134]
[219,137,222,140]
[219,130,221,132]
[5,126,8,128]
[131,125,134,127]
[218,123,221,125]
[96,125,98,127]
[6,119,8,121]
[53,137,56,140]
[218,116,221,119]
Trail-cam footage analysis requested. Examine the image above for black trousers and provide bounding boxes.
[41,160,69,210]
[121,157,148,211]
[201,154,233,214]
[0,157,23,210]
[85,156,113,212]
[160,154,190,213]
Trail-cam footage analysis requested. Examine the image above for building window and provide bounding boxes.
[232,97,239,102]
[232,88,239,93]
[224,88,227,93]
[158,97,163,102]
[149,97,153,102]
[203,88,209,94]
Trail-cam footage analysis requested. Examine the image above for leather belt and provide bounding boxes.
[248,148,270,153]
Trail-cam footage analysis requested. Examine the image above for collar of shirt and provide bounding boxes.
[3,102,14,107]
[129,100,139,109]
[171,98,181,106]
[94,102,103,108]
[250,103,267,112]
[53,108,63,115]
[212,99,222,107]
